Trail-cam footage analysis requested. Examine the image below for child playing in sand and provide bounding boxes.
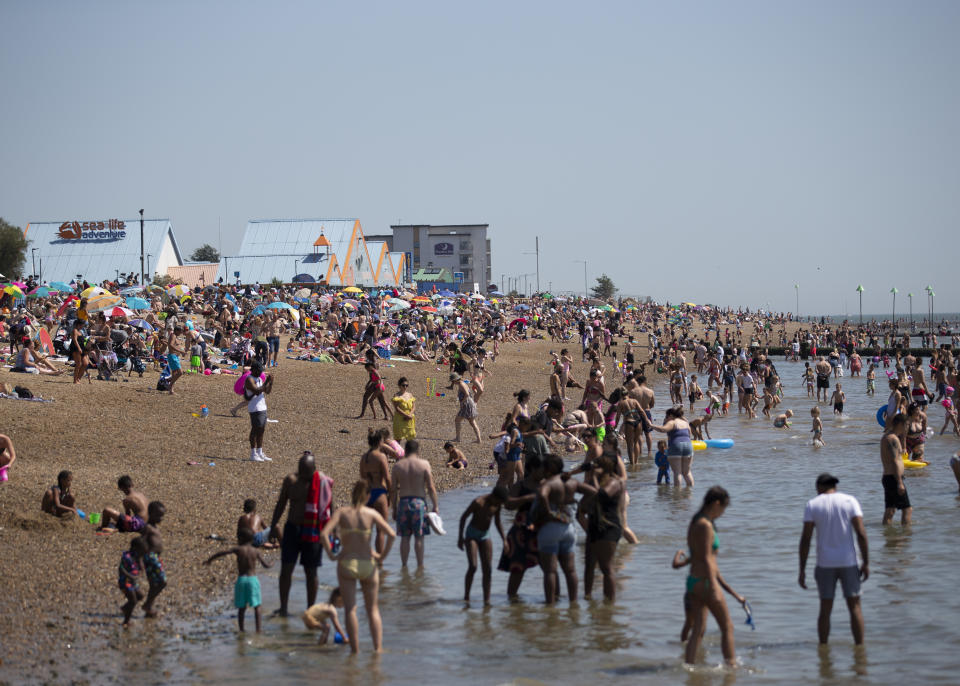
[238,498,277,549]
[811,407,824,447]
[830,383,845,415]
[203,528,272,632]
[654,440,670,484]
[457,485,507,605]
[773,409,793,429]
[302,588,347,645]
[118,536,147,628]
[444,442,468,470]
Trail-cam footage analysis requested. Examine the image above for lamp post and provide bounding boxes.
[855,284,864,325]
[794,283,799,321]
[924,285,933,329]
[890,287,898,332]
[523,238,540,294]
[574,260,587,299]
[31,248,37,281]
[147,254,152,283]
[139,209,145,286]
[908,292,913,328]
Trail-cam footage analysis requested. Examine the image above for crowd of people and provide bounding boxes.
[4,274,960,667]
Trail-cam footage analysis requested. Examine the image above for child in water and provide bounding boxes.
[654,440,670,484]
[773,409,793,429]
[811,406,824,447]
[761,387,776,418]
[302,588,347,645]
[802,363,814,398]
[688,374,703,412]
[458,485,507,605]
[830,383,845,416]
[118,536,147,628]
[203,528,273,632]
[866,364,876,396]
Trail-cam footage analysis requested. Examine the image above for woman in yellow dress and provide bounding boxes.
[392,377,416,441]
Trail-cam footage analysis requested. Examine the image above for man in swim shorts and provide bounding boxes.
[880,414,911,525]
[268,453,330,615]
[141,501,167,618]
[815,357,832,403]
[390,440,439,568]
[799,473,869,645]
[165,326,185,395]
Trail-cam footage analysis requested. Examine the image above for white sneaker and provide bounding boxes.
[250,453,266,462]
[259,453,273,462]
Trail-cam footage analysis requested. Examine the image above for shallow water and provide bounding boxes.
[150,359,960,685]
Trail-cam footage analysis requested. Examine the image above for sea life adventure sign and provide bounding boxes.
[56,219,127,241]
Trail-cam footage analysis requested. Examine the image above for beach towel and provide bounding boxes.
[301,471,333,543]
[233,370,251,395]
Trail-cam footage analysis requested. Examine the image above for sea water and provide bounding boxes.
[140,359,960,685]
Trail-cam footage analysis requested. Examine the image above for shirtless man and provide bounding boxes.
[166,326,185,394]
[390,440,439,568]
[268,452,328,615]
[881,414,912,526]
[361,430,392,558]
[626,374,655,456]
[815,357,832,403]
[535,454,592,604]
[266,313,283,368]
[99,475,149,533]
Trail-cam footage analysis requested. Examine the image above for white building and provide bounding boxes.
[24,218,182,284]
[390,224,490,291]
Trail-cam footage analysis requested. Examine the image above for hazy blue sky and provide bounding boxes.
[2,1,957,312]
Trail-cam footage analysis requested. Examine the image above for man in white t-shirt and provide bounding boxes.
[798,473,869,645]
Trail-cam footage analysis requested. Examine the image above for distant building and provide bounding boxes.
[217,219,406,287]
[23,218,182,284]
[390,224,490,292]
[167,263,219,288]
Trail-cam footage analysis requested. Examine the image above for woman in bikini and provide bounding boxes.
[509,389,531,425]
[321,480,395,654]
[359,429,392,557]
[681,486,745,667]
[615,389,645,465]
[580,368,606,427]
[357,360,393,419]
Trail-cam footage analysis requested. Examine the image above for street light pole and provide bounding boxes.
[31,248,37,280]
[890,287,898,332]
[908,293,913,328]
[535,236,540,293]
[139,209,145,285]
[794,283,799,321]
[856,284,864,325]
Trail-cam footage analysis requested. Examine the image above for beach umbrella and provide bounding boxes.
[470,293,485,300]
[80,286,108,298]
[343,286,364,294]
[27,286,58,298]
[855,285,865,324]
[388,298,410,309]
[420,306,438,313]
[11,281,26,288]
[86,294,123,313]
[106,306,135,318]
[294,288,311,299]
[438,289,456,297]
[341,302,357,310]
[341,299,361,308]
[128,319,154,331]
[515,304,530,311]
[250,304,267,315]
[267,302,295,311]
[388,304,408,313]
[56,295,80,316]
[167,284,190,298]
[49,281,73,292]
[120,286,144,295]
[126,297,150,310]
[3,284,25,297]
